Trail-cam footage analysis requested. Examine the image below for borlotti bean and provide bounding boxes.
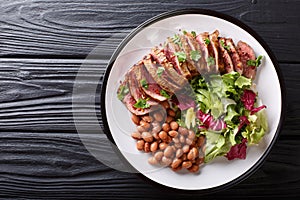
[130,101,205,173]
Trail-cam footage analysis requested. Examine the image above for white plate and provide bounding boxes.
[101,9,285,193]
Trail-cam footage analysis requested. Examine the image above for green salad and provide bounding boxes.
[175,72,268,162]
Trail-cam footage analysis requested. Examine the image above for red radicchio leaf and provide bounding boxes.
[241,90,267,115]
[225,138,248,160]
[238,116,250,132]
[197,110,226,131]
[198,125,207,130]
[197,110,213,126]
[241,89,256,110]
[250,105,267,115]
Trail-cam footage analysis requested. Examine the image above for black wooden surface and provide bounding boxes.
[0,0,299,199]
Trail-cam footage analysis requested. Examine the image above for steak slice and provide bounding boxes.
[135,63,168,102]
[164,38,192,79]
[179,34,200,77]
[237,41,257,80]
[225,38,243,75]
[151,47,188,86]
[127,65,158,106]
[209,30,224,73]
[126,66,141,101]
[219,37,234,73]
[143,56,181,93]
[196,32,210,73]
[184,33,208,74]
[117,80,155,116]
[122,93,154,116]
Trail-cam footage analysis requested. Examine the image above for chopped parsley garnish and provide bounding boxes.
[247,55,263,67]
[191,31,197,38]
[174,51,187,62]
[205,38,210,45]
[117,85,129,100]
[172,34,182,47]
[133,98,150,109]
[190,50,201,61]
[160,90,170,99]
[157,67,165,77]
[140,79,148,89]
[220,40,231,51]
[207,56,215,66]
[182,30,196,37]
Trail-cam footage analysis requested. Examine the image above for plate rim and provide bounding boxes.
[100,8,286,194]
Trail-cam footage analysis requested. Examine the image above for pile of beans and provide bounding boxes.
[130,101,205,173]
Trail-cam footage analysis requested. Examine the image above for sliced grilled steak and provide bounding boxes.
[127,65,158,106]
[143,56,181,93]
[209,30,224,73]
[135,63,168,102]
[219,37,234,73]
[184,33,207,74]
[126,66,141,101]
[225,38,243,75]
[122,93,153,116]
[164,38,192,79]
[117,79,154,116]
[237,41,257,79]
[179,35,200,76]
[151,47,188,86]
[196,32,210,73]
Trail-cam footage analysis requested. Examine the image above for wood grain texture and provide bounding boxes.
[0,59,103,132]
[0,0,299,62]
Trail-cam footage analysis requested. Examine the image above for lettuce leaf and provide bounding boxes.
[224,104,239,122]
[256,108,268,132]
[242,108,268,145]
[221,97,236,113]
[204,131,231,163]
[235,76,252,89]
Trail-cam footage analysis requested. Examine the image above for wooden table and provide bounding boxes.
[0,0,299,199]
